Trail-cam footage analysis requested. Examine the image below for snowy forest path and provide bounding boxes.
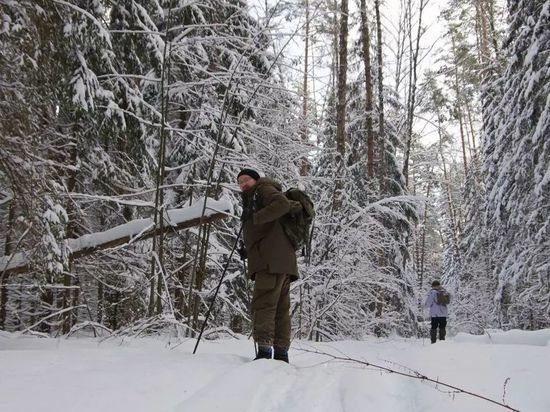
[1,334,548,412]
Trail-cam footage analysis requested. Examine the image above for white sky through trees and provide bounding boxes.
[247,0,466,150]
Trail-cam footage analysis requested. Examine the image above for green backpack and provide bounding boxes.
[436,288,451,306]
[280,188,315,255]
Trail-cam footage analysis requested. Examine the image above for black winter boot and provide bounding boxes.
[254,346,272,360]
[439,328,446,341]
[430,329,437,344]
[273,347,289,363]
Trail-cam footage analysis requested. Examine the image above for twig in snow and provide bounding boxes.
[297,347,521,412]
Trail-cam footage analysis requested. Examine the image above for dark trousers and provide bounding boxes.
[430,317,447,343]
[251,272,291,350]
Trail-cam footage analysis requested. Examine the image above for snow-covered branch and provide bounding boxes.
[0,198,232,277]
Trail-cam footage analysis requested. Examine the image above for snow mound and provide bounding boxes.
[453,328,550,346]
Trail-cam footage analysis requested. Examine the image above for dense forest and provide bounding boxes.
[0,0,548,339]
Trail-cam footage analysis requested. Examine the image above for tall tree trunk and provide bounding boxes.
[475,0,490,65]
[486,0,500,57]
[438,119,461,253]
[0,200,15,329]
[333,0,349,211]
[149,7,174,316]
[333,0,339,92]
[375,0,385,189]
[301,0,311,176]
[370,0,387,324]
[451,33,468,175]
[191,224,211,332]
[182,166,199,330]
[97,279,104,325]
[466,101,477,152]
[62,140,78,334]
[419,181,432,288]
[174,210,191,320]
[175,230,190,319]
[402,0,426,187]
[393,0,407,95]
[360,0,375,178]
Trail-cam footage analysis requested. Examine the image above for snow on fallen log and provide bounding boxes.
[0,197,233,277]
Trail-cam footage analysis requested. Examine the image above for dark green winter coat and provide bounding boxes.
[241,178,298,281]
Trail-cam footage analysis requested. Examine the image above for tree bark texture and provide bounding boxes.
[374,0,386,189]
[334,0,349,210]
[360,0,375,178]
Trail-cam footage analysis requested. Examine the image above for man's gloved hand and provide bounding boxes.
[241,207,253,222]
[288,200,303,215]
[237,243,247,260]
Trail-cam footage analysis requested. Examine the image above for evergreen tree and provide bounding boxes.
[0,0,299,335]
[482,0,550,329]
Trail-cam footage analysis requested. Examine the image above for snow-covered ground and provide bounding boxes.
[1,329,549,412]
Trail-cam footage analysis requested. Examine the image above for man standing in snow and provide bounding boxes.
[424,279,450,344]
[237,168,299,363]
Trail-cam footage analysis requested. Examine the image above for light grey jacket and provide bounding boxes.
[424,288,449,318]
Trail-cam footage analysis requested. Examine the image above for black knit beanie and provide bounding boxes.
[237,168,260,181]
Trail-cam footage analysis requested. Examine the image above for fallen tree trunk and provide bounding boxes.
[1,198,232,277]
